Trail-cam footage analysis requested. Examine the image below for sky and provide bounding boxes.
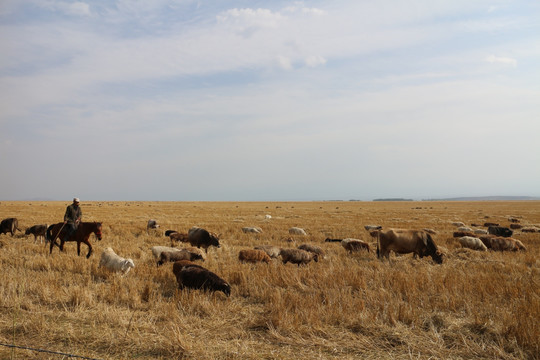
[1,0,539,201]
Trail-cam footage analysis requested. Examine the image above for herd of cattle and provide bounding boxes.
[1,215,535,297]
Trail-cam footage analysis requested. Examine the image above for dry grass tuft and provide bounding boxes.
[0,200,539,359]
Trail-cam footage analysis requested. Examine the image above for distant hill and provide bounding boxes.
[373,198,414,202]
[423,196,540,201]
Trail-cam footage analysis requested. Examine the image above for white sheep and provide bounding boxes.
[98,247,135,275]
[151,245,182,259]
[458,236,488,251]
[289,227,307,235]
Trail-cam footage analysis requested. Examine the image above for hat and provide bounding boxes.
[73,198,80,203]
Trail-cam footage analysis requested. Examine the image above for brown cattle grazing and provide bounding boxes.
[279,248,319,266]
[508,217,520,223]
[509,224,522,230]
[25,224,48,244]
[484,222,500,227]
[298,244,325,258]
[341,238,370,253]
[370,229,443,264]
[173,265,231,297]
[188,227,220,253]
[0,218,19,236]
[253,245,282,258]
[522,227,539,233]
[238,249,271,263]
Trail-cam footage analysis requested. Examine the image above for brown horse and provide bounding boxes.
[47,222,102,259]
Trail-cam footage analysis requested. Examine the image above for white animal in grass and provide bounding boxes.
[99,247,135,275]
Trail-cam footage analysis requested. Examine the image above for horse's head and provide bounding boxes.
[94,222,103,241]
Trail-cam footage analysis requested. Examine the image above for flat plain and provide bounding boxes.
[0,200,539,359]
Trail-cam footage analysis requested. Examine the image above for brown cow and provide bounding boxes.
[370,229,443,264]
[0,218,19,236]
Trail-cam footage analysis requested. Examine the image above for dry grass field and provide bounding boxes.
[1,201,539,359]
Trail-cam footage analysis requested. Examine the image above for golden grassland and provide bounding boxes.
[0,200,539,359]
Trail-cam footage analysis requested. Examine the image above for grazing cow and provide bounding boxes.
[157,250,204,266]
[0,218,19,236]
[522,227,539,233]
[488,226,513,238]
[341,238,370,253]
[508,217,520,223]
[238,249,271,263]
[242,227,263,234]
[474,229,488,235]
[253,245,282,258]
[489,237,526,252]
[298,244,325,258]
[484,222,500,227]
[279,248,319,266]
[509,224,522,230]
[324,238,343,242]
[289,227,307,235]
[187,227,220,253]
[364,225,382,231]
[457,226,473,233]
[458,236,488,251]
[370,229,443,264]
[173,266,231,297]
[25,224,48,244]
[99,247,135,275]
[147,219,159,233]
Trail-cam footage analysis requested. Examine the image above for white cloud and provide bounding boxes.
[486,55,517,67]
[276,56,293,70]
[305,55,326,67]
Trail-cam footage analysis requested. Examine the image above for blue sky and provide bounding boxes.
[1,1,539,201]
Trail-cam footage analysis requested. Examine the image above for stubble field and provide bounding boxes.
[0,200,539,359]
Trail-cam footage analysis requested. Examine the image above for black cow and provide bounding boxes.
[488,226,513,238]
[1,218,19,236]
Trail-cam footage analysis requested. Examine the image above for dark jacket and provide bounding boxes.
[64,204,82,225]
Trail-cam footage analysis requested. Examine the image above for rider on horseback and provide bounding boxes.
[63,197,82,241]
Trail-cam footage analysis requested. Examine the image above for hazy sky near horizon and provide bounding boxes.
[1,1,539,201]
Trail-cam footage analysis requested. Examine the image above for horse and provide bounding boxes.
[47,222,102,259]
